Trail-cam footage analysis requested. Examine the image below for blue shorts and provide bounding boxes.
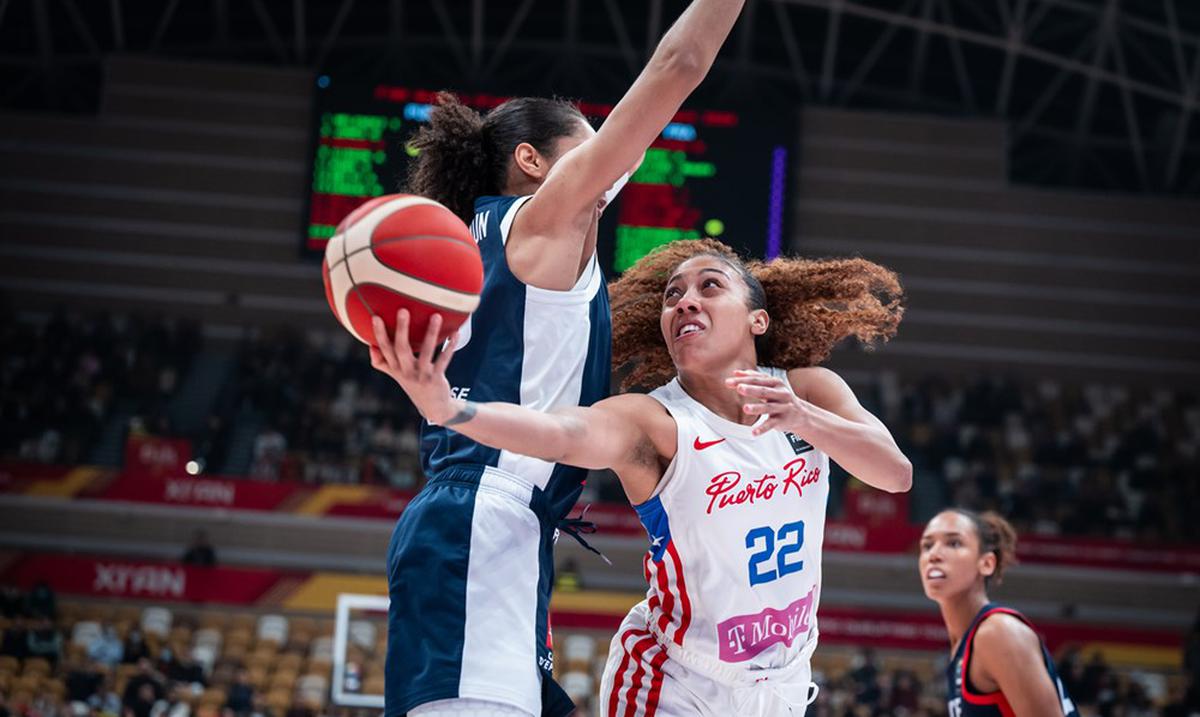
[384,465,573,717]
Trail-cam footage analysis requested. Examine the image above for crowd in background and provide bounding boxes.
[0,587,378,717]
[873,374,1200,542]
[0,309,199,468]
[2,584,1198,716]
[218,327,423,488]
[2,310,1198,542]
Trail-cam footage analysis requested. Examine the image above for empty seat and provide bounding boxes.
[71,620,103,648]
[191,644,219,675]
[140,607,172,638]
[257,615,289,646]
[309,636,334,662]
[193,628,223,650]
[347,620,376,651]
[559,671,593,703]
[562,634,596,671]
[275,653,303,672]
[296,673,328,707]
[198,613,228,631]
[265,688,291,713]
[199,686,226,707]
[22,658,51,678]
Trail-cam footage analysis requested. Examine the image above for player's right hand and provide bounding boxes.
[370,310,459,425]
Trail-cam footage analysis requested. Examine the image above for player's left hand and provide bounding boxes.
[725,369,813,437]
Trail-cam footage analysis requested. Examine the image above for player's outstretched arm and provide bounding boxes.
[370,310,652,473]
[518,0,746,235]
[727,367,913,493]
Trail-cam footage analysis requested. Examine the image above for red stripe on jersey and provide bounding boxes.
[607,629,642,717]
[645,555,661,613]
[654,549,677,639]
[643,644,670,717]
[961,608,1030,717]
[622,634,657,717]
[667,541,692,645]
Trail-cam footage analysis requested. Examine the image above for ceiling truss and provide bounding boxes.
[1,0,1197,195]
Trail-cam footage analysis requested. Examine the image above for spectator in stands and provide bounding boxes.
[249,427,286,481]
[224,668,254,716]
[1186,608,1200,686]
[181,530,216,567]
[0,585,24,618]
[125,682,160,717]
[87,626,124,669]
[122,659,165,717]
[886,670,921,713]
[66,660,105,705]
[26,580,57,620]
[26,615,62,668]
[155,647,177,684]
[1058,648,1086,703]
[1,615,28,659]
[120,628,150,665]
[849,647,882,708]
[164,653,205,688]
[152,685,190,717]
[1081,650,1111,704]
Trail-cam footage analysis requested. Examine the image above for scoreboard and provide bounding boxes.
[304,77,796,273]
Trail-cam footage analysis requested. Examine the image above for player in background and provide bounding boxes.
[379,3,748,716]
[371,239,912,715]
[920,509,1080,717]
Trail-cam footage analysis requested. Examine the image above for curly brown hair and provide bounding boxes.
[404,92,585,222]
[950,508,1020,586]
[610,239,904,391]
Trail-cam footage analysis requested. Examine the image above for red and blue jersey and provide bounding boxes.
[947,604,1079,717]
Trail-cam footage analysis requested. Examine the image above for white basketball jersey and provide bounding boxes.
[636,368,830,672]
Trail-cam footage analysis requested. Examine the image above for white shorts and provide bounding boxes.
[598,603,818,717]
[409,698,534,717]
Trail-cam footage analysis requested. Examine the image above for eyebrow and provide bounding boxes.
[921,531,964,540]
[665,267,731,287]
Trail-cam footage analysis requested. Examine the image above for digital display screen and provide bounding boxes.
[304,78,796,272]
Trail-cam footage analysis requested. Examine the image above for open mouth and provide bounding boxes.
[924,567,946,581]
[674,321,706,341]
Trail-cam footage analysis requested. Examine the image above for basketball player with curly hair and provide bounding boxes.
[379,4,749,716]
[372,239,913,715]
[920,509,1080,717]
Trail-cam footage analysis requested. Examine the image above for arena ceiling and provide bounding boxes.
[3,0,1198,195]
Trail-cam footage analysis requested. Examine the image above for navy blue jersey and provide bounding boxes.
[420,194,611,522]
[947,604,1079,717]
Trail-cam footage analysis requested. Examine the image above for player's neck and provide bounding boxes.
[679,363,759,425]
[944,589,990,654]
[503,176,540,197]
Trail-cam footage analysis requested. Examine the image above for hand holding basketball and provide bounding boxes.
[323,194,483,348]
[370,309,459,425]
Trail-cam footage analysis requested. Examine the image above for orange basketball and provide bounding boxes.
[322,194,483,347]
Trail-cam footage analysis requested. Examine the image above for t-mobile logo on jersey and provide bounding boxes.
[716,584,817,662]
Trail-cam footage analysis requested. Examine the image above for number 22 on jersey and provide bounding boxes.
[745,521,805,586]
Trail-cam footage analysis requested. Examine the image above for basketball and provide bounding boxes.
[322,194,483,347]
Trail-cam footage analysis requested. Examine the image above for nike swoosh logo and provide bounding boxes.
[693,436,726,451]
